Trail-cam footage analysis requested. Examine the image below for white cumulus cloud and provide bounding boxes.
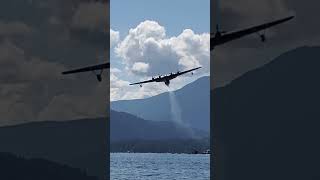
[115,20,210,77]
[110,29,120,47]
[132,62,149,73]
[111,20,209,101]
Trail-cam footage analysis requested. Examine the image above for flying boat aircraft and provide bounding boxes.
[210,0,294,50]
[129,67,201,87]
[210,16,294,51]
[62,62,109,82]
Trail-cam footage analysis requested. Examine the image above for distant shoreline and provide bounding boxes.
[111,152,211,155]
[111,138,210,154]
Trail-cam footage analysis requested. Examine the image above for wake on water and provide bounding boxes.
[167,87,196,138]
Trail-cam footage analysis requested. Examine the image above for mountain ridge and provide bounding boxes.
[110,110,208,142]
[213,46,320,180]
[111,76,210,131]
[0,118,108,180]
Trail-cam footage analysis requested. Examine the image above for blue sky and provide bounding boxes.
[110,0,210,101]
[111,0,210,37]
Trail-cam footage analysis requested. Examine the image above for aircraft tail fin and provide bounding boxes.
[215,0,221,33]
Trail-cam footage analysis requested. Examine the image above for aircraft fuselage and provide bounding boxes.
[155,75,177,86]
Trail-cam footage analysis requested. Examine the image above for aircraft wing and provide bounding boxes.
[211,15,294,48]
[129,67,201,86]
[62,62,110,75]
[129,78,157,85]
[176,67,202,76]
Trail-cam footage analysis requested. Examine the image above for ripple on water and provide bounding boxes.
[110,153,210,180]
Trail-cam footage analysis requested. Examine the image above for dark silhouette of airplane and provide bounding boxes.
[62,62,109,82]
[129,67,201,87]
[211,0,294,51]
[211,15,294,50]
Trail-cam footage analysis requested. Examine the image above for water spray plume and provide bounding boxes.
[168,89,196,138]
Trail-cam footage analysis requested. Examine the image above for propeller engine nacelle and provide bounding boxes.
[260,34,266,42]
[96,74,102,82]
[93,69,103,82]
[257,31,267,42]
[164,79,170,86]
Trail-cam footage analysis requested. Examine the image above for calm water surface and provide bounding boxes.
[111,153,210,180]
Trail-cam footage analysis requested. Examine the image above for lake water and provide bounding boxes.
[110,153,210,180]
